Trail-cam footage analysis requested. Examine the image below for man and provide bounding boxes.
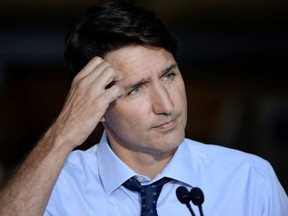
[0,2,287,216]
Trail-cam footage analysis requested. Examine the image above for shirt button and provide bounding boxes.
[136,176,145,183]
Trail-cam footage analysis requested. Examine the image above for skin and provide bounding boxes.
[103,45,187,178]
[0,45,187,215]
[0,57,124,216]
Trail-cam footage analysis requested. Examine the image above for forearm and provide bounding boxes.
[0,125,74,216]
[0,57,124,216]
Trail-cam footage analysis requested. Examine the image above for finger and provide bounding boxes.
[100,84,125,104]
[98,84,125,123]
[90,65,123,91]
[75,60,120,90]
[83,60,113,81]
[74,56,105,81]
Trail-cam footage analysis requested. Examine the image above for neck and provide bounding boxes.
[127,151,176,179]
[109,141,176,179]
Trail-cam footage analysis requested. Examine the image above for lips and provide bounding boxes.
[154,118,177,131]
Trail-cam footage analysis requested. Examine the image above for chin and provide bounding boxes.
[161,131,185,150]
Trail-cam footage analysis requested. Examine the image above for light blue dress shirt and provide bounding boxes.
[45,131,288,216]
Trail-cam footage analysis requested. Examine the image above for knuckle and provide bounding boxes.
[73,77,87,89]
[72,73,81,84]
[103,65,115,74]
[108,85,124,99]
[92,99,103,111]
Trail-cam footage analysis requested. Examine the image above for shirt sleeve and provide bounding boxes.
[260,163,288,215]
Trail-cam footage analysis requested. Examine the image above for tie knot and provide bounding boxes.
[123,177,171,216]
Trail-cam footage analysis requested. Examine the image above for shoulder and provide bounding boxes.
[181,139,288,214]
[50,144,101,194]
[183,138,271,173]
[68,144,99,161]
[59,144,100,177]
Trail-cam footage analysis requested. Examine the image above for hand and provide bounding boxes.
[53,56,124,148]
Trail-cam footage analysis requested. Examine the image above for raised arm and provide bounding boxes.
[0,57,123,216]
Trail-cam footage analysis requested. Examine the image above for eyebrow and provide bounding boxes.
[124,63,178,93]
[160,63,178,77]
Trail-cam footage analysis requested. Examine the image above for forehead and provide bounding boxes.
[104,45,175,81]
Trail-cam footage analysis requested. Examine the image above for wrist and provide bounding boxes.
[41,122,77,153]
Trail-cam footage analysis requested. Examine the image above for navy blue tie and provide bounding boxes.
[123,177,170,216]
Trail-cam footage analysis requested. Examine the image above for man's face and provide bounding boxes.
[103,45,187,156]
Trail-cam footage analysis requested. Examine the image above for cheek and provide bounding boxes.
[170,82,187,106]
[106,100,150,129]
[179,81,187,103]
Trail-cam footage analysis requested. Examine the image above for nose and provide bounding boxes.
[151,84,174,115]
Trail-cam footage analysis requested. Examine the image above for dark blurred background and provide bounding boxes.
[0,0,287,192]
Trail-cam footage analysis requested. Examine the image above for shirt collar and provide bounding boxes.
[97,131,136,195]
[97,131,194,194]
[159,139,194,187]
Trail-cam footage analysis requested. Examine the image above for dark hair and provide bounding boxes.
[64,1,178,79]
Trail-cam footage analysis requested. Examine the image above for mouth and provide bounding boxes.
[153,118,177,131]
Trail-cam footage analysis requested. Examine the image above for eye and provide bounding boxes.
[163,72,176,81]
[128,85,141,96]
